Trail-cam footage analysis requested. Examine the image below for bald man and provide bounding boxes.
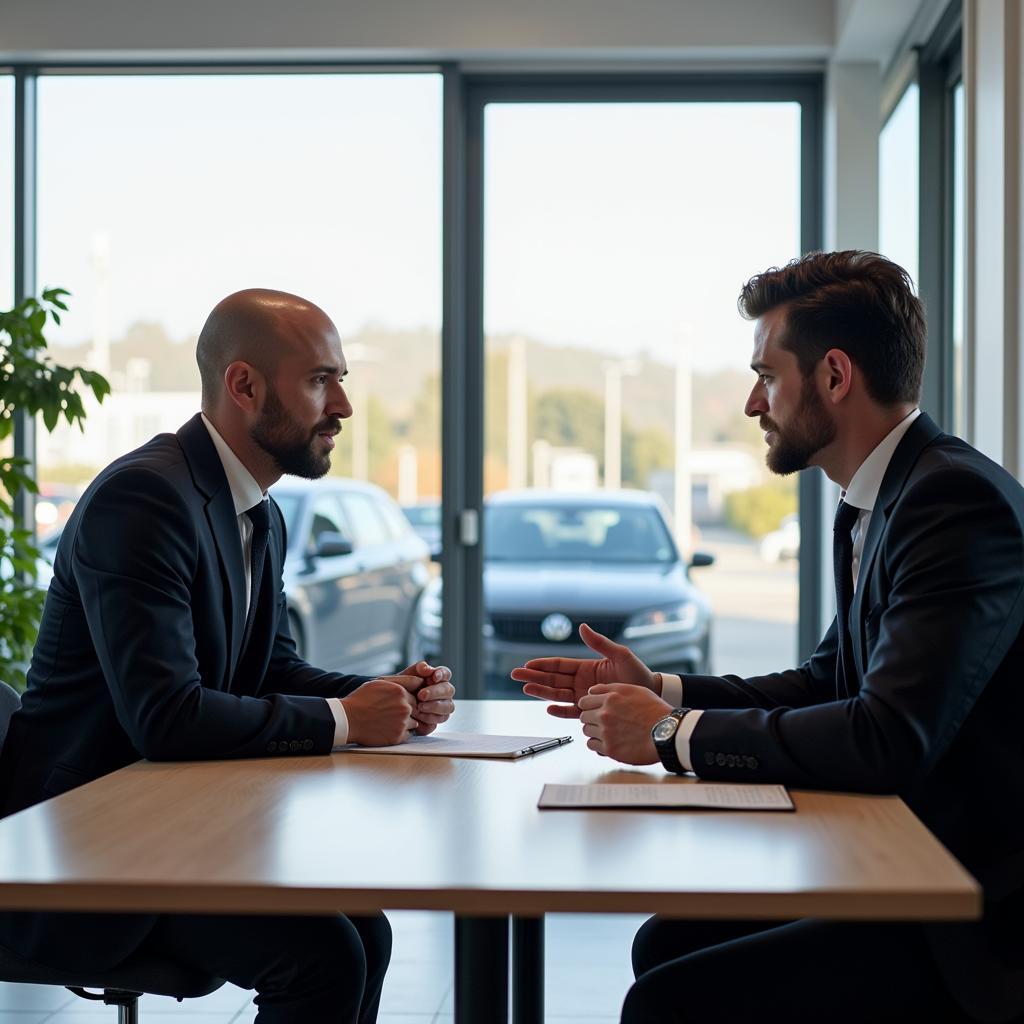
[0,289,455,1023]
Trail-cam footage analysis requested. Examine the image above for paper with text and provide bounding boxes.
[336,732,572,759]
[538,783,794,811]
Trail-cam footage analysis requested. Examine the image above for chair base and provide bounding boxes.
[67,986,141,1024]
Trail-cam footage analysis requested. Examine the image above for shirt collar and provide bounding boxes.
[843,408,921,513]
[200,413,266,517]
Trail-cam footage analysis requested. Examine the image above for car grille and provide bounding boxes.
[489,615,626,644]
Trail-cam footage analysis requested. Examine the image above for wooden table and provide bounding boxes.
[0,700,980,1022]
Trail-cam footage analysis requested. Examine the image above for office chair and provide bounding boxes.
[0,681,226,1024]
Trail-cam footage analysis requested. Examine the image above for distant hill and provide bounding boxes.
[50,322,761,449]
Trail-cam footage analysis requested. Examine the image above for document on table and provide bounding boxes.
[538,783,794,811]
[335,732,573,759]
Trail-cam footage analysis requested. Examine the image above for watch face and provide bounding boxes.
[653,717,678,743]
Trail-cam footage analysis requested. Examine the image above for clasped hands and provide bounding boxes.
[511,623,670,766]
[343,662,455,747]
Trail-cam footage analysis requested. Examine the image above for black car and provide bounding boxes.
[410,489,714,694]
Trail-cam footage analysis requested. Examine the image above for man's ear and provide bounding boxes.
[223,361,264,413]
[821,348,853,405]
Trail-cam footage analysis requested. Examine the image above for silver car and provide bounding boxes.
[272,478,430,676]
[37,478,430,679]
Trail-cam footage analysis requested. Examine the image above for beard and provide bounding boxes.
[763,375,836,476]
[250,387,337,480]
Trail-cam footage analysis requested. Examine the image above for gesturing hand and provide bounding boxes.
[510,623,657,719]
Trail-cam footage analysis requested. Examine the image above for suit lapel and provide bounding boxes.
[849,412,944,681]
[176,414,248,682]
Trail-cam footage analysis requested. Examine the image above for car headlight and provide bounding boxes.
[417,587,443,631]
[622,601,700,639]
[417,586,494,637]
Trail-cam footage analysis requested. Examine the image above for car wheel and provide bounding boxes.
[698,629,713,674]
[288,611,306,661]
[396,590,428,672]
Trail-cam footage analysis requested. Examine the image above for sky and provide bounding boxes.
[878,84,920,291]
[0,72,917,376]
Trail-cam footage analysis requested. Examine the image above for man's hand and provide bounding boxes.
[394,661,456,736]
[577,684,670,765]
[341,679,418,746]
[511,623,658,718]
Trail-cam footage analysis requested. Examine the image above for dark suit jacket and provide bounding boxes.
[681,413,1024,1021]
[0,414,370,969]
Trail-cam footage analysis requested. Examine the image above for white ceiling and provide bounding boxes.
[0,0,942,66]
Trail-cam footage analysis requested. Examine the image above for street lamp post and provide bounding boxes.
[602,358,640,490]
[344,341,382,481]
[507,335,528,489]
[674,326,693,555]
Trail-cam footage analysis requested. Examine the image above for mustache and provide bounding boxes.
[760,418,778,433]
[315,421,342,436]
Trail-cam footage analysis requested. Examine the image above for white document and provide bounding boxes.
[538,783,794,811]
[335,732,572,759]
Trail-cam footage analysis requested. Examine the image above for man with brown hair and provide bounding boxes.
[514,252,1024,1022]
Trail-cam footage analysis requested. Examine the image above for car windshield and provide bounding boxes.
[272,493,302,539]
[485,505,676,564]
[404,504,440,527]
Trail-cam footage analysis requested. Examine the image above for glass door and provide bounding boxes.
[469,88,810,697]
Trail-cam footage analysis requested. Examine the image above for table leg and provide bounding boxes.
[512,915,544,1024]
[454,915,509,1024]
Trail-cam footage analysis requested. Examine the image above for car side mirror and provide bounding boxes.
[688,551,715,569]
[314,531,354,558]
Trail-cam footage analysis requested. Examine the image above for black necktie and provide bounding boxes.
[241,499,271,655]
[833,499,861,698]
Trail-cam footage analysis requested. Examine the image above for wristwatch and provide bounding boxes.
[651,707,692,774]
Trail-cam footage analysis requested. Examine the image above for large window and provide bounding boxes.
[35,73,442,508]
[13,68,821,698]
[879,84,920,291]
[951,79,966,436]
[475,99,803,692]
[0,75,12,310]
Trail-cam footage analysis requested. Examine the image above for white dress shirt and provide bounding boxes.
[200,414,350,745]
[661,408,921,773]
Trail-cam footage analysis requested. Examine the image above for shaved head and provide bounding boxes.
[196,288,336,409]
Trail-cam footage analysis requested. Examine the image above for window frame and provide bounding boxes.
[901,1,963,431]
[9,61,825,692]
[447,72,825,686]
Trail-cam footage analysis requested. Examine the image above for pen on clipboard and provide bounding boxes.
[521,736,573,756]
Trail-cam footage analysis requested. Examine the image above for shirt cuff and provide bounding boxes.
[659,673,684,706]
[326,698,349,747]
[674,710,703,773]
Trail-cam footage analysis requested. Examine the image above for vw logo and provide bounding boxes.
[540,613,573,642]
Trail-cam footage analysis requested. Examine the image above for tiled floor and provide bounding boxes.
[0,912,644,1023]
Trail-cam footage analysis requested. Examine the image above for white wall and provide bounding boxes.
[964,0,1022,473]
[0,0,837,62]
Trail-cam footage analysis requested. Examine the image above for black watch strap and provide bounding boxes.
[652,706,692,774]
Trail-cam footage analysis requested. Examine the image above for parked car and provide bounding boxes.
[271,478,430,676]
[410,489,715,694]
[35,478,430,678]
[759,513,800,562]
[401,500,442,560]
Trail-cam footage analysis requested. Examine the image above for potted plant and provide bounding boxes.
[0,289,110,689]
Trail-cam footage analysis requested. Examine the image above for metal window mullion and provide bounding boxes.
[918,57,953,430]
[441,65,485,697]
[798,76,827,663]
[13,68,37,536]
